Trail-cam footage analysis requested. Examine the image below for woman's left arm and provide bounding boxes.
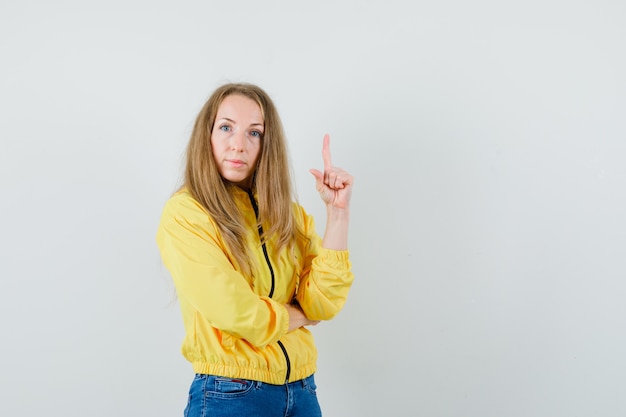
[308,134,353,250]
[296,134,355,320]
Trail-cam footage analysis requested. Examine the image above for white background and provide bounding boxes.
[1,1,625,416]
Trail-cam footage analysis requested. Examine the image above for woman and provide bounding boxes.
[156,83,354,417]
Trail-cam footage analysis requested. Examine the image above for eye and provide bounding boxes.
[219,125,231,132]
[250,130,263,138]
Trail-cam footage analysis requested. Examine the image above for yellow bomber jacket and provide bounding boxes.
[156,187,354,385]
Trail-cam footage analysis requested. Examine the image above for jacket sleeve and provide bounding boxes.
[295,208,354,321]
[156,193,289,348]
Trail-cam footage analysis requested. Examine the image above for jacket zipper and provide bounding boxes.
[246,189,291,382]
[277,340,291,382]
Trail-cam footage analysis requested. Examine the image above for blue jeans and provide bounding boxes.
[183,374,322,417]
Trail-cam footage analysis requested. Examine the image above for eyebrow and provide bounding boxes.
[216,117,264,127]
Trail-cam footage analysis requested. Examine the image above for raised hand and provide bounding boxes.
[309,134,354,210]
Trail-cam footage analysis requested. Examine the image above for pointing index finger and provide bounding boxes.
[322,133,332,171]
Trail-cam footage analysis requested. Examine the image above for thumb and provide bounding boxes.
[309,169,323,182]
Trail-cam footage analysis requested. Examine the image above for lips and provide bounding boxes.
[225,159,246,168]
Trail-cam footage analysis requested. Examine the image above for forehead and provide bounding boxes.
[216,94,264,123]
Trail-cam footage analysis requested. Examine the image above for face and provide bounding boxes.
[211,94,264,189]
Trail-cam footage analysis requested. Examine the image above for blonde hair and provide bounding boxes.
[183,83,302,275]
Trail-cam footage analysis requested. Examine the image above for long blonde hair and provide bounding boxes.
[183,83,302,275]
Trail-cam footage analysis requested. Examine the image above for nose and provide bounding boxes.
[231,131,246,152]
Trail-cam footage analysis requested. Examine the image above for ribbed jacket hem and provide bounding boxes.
[192,361,317,385]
